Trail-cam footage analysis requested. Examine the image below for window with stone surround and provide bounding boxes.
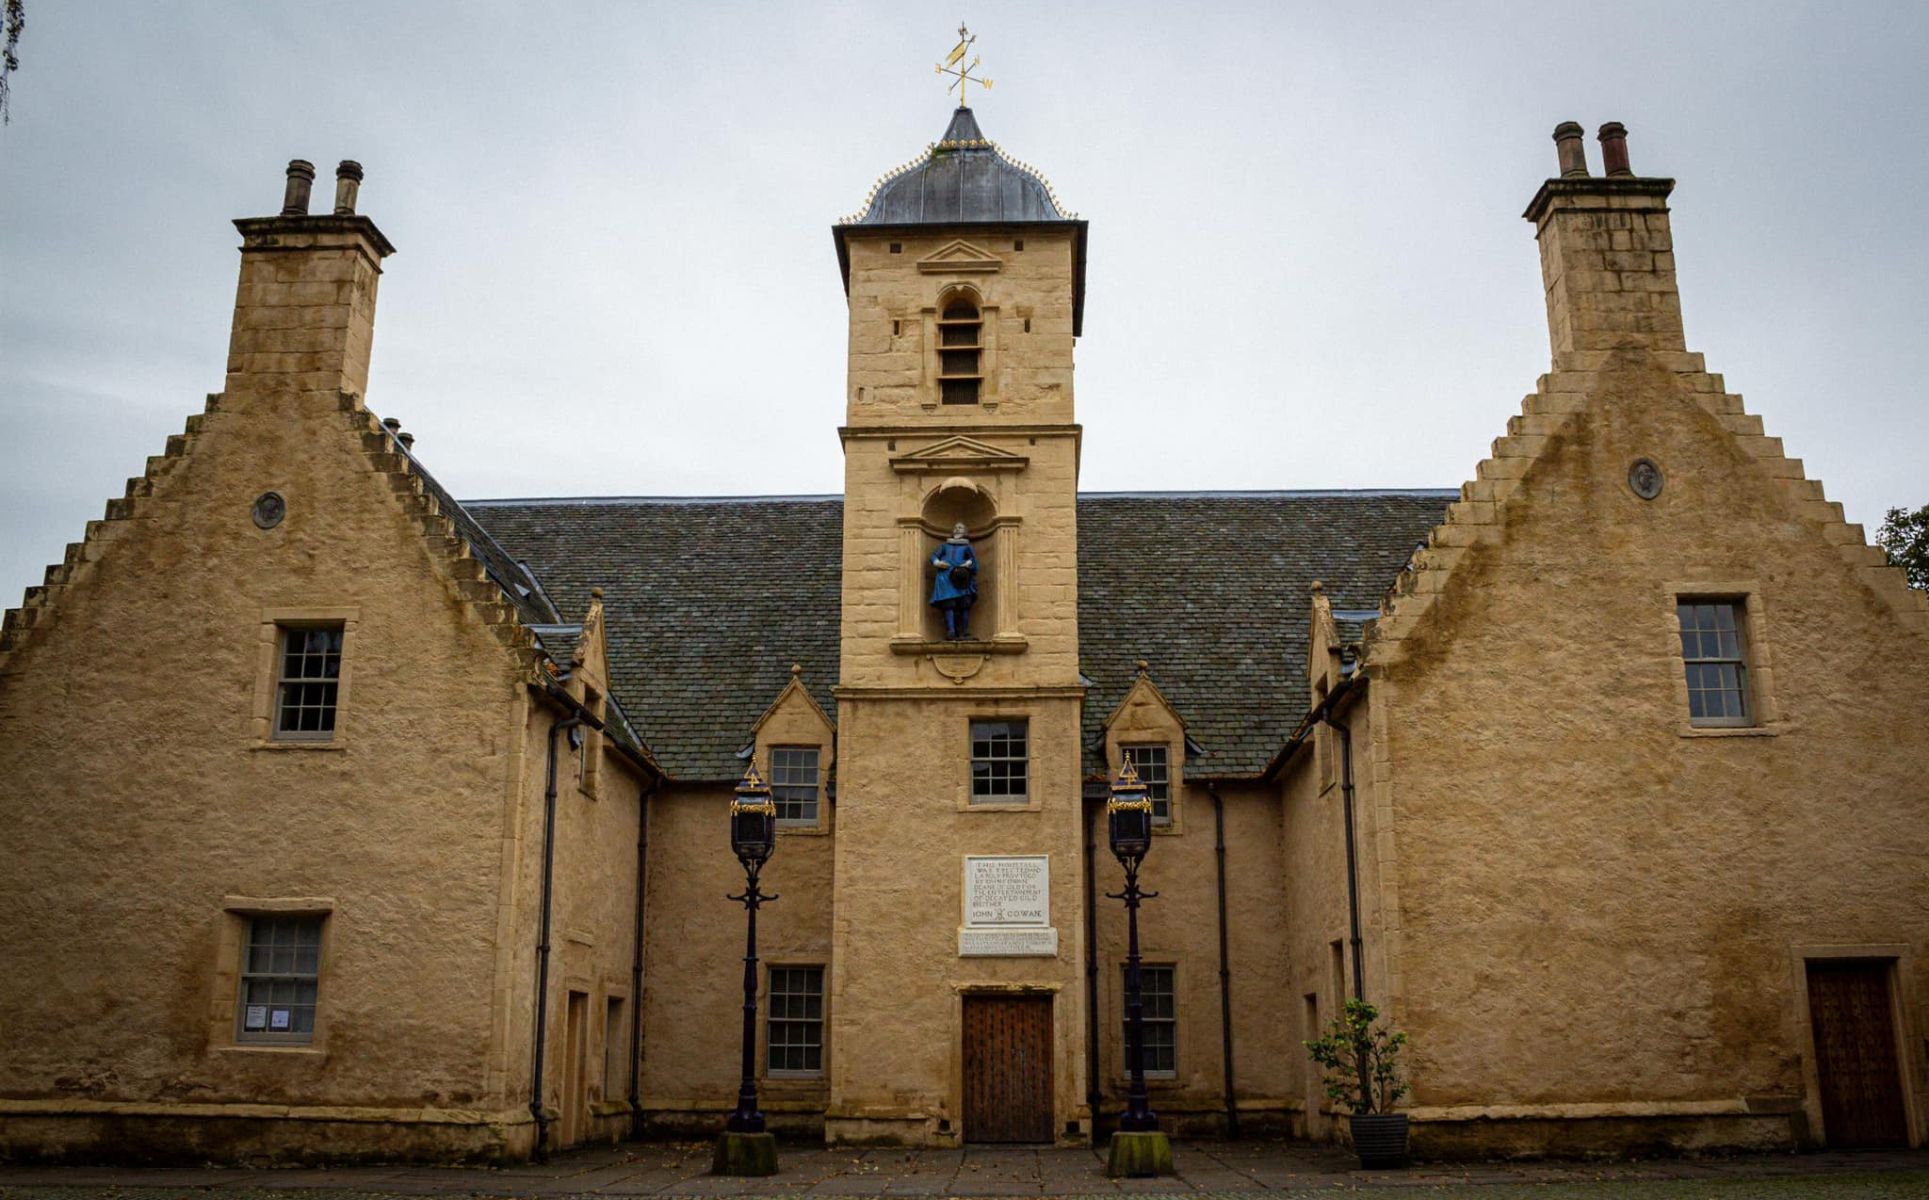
[1122,743,1172,825]
[771,746,821,825]
[938,295,983,405]
[1121,963,1177,1077]
[767,965,825,1075]
[273,625,344,741]
[970,718,1028,802]
[1677,599,1753,727]
[237,914,324,1044]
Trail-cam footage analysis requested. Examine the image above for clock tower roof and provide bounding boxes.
[833,105,1087,334]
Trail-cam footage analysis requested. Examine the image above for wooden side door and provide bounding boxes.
[1807,961,1909,1148]
[962,993,1054,1143]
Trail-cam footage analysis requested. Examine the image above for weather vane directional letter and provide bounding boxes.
[936,22,992,108]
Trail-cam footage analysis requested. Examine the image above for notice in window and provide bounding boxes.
[244,1005,268,1032]
[269,1009,292,1031]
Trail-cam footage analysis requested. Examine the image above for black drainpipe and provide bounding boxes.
[1209,784,1239,1137]
[530,708,585,1163]
[628,773,658,1140]
[1319,714,1366,1002]
[1082,790,1102,1138]
[1319,706,1369,1109]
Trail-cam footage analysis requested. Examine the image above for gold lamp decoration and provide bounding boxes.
[1107,751,1155,863]
[729,762,777,866]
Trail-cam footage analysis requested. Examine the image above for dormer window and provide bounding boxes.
[938,296,983,405]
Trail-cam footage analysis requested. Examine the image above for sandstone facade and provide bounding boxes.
[1,116,1923,1164]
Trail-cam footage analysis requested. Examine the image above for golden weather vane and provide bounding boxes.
[936,22,992,108]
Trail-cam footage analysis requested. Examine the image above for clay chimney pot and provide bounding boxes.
[1598,122,1633,178]
[1553,121,1589,178]
[334,160,364,215]
[281,159,316,216]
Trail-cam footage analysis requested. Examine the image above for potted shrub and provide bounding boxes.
[1303,997,1410,1168]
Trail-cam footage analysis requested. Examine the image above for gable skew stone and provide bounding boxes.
[0,396,219,674]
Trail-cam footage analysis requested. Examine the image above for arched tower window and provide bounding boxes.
[938,294,983,405]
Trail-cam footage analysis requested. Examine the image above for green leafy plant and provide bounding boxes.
[1302,997,1408,1115]
[1877,503,1929,591]
[0,0,21,124]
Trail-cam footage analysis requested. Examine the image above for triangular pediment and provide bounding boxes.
[1102,668,1189,737]
[889,435,1030,474]
[916,239,1003,274]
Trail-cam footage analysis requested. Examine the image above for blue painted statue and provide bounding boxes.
[928,522,979,640]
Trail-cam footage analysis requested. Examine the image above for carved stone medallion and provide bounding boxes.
[251,490,286,529]
[1628,458,1664,501]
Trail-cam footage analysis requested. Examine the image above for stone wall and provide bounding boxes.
[1355,148,1929,1155]
[0,379,541,1161]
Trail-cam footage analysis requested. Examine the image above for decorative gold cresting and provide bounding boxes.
[936,23,992,107]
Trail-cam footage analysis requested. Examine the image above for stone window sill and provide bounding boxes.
[215,1043,325,1059]
[962,798,1035,812]
[252,741,348,752]
[1679,725,1777,738]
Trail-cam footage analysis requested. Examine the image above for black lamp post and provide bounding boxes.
[725,763,778,1136]
[1106,753,1160,1135]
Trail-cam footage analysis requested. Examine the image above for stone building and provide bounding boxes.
[1,109,1924,1163]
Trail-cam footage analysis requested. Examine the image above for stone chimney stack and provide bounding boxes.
[1522,121,1684,358]
[227,157,395,406]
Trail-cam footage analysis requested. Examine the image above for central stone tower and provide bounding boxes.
[826,105,1091,1145]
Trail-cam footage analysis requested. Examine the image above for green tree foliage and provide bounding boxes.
[1302,997,1408,1115]
[0,0,22,124]
[1876,504,1929,590]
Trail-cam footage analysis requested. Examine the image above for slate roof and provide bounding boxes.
[834,106,1089,336]
[465,490,1453,782]
[385,428,654,766]
[465,497,844,781]
[1076,494,1450,777]
[846,107,1068,226]
[382,425,561,629]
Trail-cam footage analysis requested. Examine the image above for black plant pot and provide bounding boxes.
[1348,1112,1409,1169]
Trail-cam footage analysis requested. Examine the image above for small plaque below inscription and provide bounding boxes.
[959,927,1059,958]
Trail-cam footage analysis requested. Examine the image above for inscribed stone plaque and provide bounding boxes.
[964,855,1050,927]
[960,855,1055,957]
[959,927,1059,957]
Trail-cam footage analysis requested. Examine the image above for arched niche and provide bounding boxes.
[916,481,998,643]
[889,478,1024,648]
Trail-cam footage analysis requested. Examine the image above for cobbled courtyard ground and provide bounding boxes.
[2,1140,1927,1198]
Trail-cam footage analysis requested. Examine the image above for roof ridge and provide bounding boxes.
[460,488,1460,508]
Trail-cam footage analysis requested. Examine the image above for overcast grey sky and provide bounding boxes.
[4,1,1926,610]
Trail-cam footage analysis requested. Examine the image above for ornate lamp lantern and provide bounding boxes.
[715,764,780,1173]
[1107,753,1154,864]
[730,763,777,867]
[1105,752,1165,1150]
